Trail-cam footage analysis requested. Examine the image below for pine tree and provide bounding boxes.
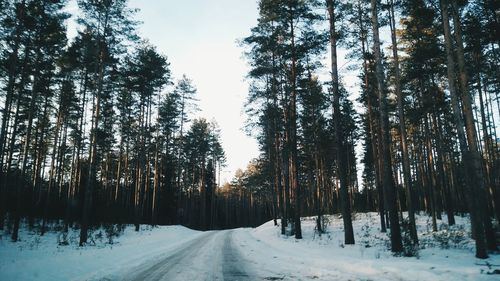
[327,0,355,245]
[387,0,418,243]
[1,0,70,241]
[77,0,137,245]
[370,0,402,253]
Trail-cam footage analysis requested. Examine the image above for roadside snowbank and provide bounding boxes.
[0,224,203,281]
[233,212,500,280]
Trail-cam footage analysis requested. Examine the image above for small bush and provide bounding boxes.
[360,222,372,248]
[432,224,468,249]
[57,232,69,246]
[104,224,125,244]
[94,230,103,243]
[116,224,126,234]
[321,216,331,233]
[28,236,41,250]
[400,218,419,257]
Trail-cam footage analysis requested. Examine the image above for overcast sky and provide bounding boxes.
[65,0,363,184]
[126,0,261,183]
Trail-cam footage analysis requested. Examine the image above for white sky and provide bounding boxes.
[48,0,500,188]
[65,0,364,184]
[126,0,261,183]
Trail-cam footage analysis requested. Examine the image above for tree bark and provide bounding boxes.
[388,0,418,243]
[440,0,488,258]
[288,4,302,239]
[80,10,109,245]
[327,0,354,244]
[370,0,402,252]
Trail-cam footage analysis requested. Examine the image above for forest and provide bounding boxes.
[240,0,500,259]
[0,0,271,248]
[0,0,499,263]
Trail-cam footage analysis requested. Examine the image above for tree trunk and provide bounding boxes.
[327,0,354,244]
[288,5,302,239]
[440,0,487,258]
[5,46,31,241]
[371,0,402,252]
[389,0,418,243]
[451,1,497,251]
[42,108,64,235]
[424,115,438,232]
[0,0,26,231]
[80,14,108,244]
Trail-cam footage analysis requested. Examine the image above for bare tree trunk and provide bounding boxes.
[327,0,354,244]
[440,0,488,258]
[433,114,455,225]
[134,157,142,231]
[388,0,417,243]
[288,5,302,239]
[371,0,402,252]
[282,122,291,235]
[12,49,45,240]
[80,12,108,244]
[355,0,386,231]
[451,1,497,252]
[314,152,322,233]
[42,109,64,235]
[5,46,31,240]
[151,105,162,226]
[151,143,159,226]
[275,127,286,235]
[0,0,26,231]
[424,115,438,232]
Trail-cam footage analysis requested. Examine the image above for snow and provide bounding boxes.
[0,224,204,281]
[233,212,500,280]
[1,213,499,280]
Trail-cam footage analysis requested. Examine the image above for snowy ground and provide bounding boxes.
[1,213,499,280]
[234,213,500,280]
[0,224,204,281]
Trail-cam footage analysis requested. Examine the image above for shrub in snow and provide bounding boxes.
[58,232,69,246]
[319,216,331,235]
[360,222,372,248]
[104,224,126,244]
[400,218,419,258]
[94,230,103,244]
[431,224,468,250]
[284,225,293,237]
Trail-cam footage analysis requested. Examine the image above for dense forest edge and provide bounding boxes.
[0,0,499,261]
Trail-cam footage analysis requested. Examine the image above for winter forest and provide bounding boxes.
[1,0,500,280]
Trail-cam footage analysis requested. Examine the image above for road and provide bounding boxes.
[121,230,254,281]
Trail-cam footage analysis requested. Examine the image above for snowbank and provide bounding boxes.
[232,212,500,280]
[0,224,203,281]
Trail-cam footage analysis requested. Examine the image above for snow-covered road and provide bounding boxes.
[121,230,252,281]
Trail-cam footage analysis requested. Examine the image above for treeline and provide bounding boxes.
[242,0,500,258]
[0,0,258,245]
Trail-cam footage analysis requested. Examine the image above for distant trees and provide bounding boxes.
[182,118,226,230]
[219,160,275,228]
[0,0,236,244]
[243,0,500,258]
